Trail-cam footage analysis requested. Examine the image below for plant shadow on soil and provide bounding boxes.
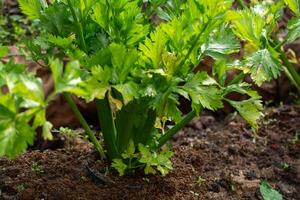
[0,105,299,200]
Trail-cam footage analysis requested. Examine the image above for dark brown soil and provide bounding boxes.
[0,105,299,200]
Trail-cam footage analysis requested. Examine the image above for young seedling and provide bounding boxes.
[190,191,200,197]
[31,162,44,174]
[16,184,26,192]
[281,162,290,171]
[196,176,206,187]
[289,132,299,144]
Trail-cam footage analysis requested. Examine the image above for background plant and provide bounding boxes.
[0,45,52,157]
[0,0,40,45]
[228,0,300,93]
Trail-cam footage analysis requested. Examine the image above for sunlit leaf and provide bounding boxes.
[226,10,265,50]
[236,49,282,86]
[284,0,300,15]
[18,0,46,20]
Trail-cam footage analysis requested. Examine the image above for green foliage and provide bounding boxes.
[226,8,282,86]
[287,16,300,43]
[0,60,52,158]
[284,0,300,15]
[50,59,85,94]
[31,162,44,173]
[139,144,173,176]
[260,181,283,200]
[226,9,265,50]
[18,0,46,20]
[91,0,149,46]
[111,159,127,176]
[182,73,223,112]
[139,27,166,69]
[10,0,287,176]
[196,176,206,186]
[227,0,300,91]
[112,142,173,176]
[0,45,8,58]
[227,98,263,129]
[224,83,264,128]
[237,49,282,86]
[0,14,40,45]
[284,0,300,46]
[202,26,240,60]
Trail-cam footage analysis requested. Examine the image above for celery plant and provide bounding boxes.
[1,0,269,176]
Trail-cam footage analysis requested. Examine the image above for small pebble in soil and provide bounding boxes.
[208,182,220,192]
[228,144,238,155]
[245,170,257,180]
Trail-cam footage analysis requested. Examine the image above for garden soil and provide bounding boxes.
[0,105,299,200]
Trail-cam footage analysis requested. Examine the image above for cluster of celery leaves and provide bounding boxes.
[0,0,298,176]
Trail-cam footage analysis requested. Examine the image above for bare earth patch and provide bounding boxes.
[0,105,299,200]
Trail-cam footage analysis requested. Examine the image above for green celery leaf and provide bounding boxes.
[226,10,265,50]
[92,0,149,46]
[224,83,264,129]
[10,74,50,133]
[42,121,53,141]
[260,181,283,200]
[183,73,223,112]
[0,94,36,158]
[139,27,167,69]
[109,43,138,83]
[237,49,282,86]
[112,159,127,176]
[50,59,105,101]
[85,48,111,68]
[151,90,182,122]
[18,0,46,20]
[287,17,300,43]
[138,144,173,176]
[162,52,178,77]
[78,77,109,101]
[113,82,138,104]
[155,148,173,176]
[0,118,35,158]
[162,97,181,122]
[91,65,112,84]
[59,65,112,102]
[40,2,74,37]
[284,0,300,15]
[0,45,9,58]
[50,59,83,93]
[203,26,240,60]
[91,1,109,30]
[0,60,26,74]
[121,140,136,159]
[226,97,263,129]
[186,0,233,21]
[48,34,75,49]
[11,74,45,108]
[0,95,16,119]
